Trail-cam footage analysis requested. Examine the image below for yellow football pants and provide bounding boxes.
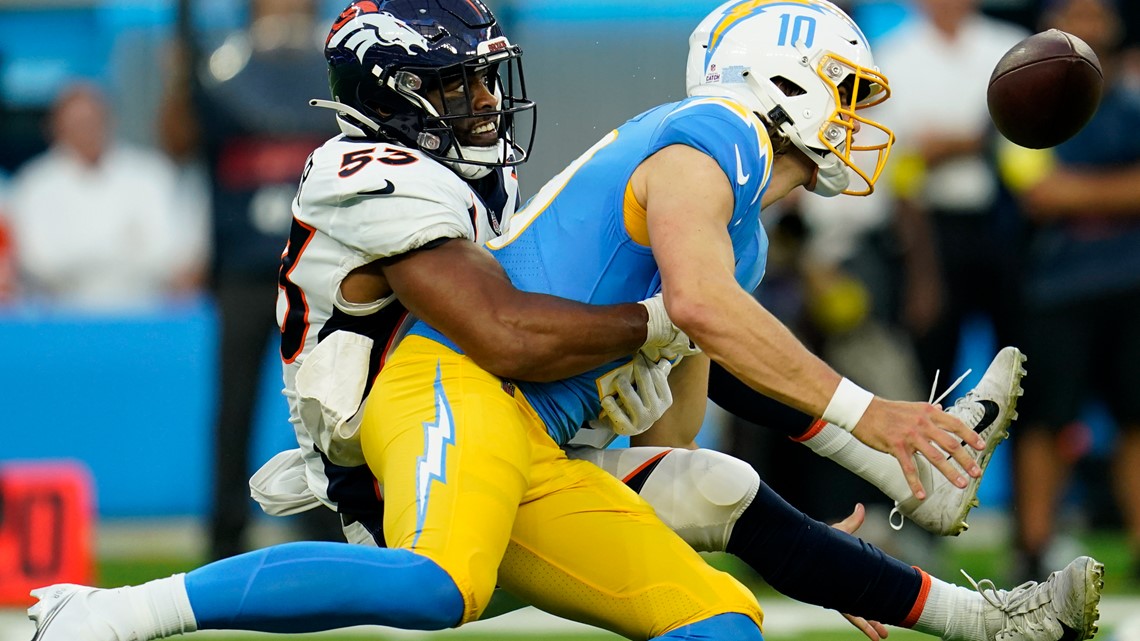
[359,336,762,639]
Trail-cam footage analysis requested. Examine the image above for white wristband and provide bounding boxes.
[821,378,874,432]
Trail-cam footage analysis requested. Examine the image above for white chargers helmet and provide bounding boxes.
[686,0,894,196]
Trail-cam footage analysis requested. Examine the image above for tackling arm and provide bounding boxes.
[379,238,648,382]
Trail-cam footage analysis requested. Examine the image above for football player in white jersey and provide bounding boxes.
[27,1,1102,641]
[269,0,688,519]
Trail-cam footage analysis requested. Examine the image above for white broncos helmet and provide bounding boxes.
[686,0,894,196]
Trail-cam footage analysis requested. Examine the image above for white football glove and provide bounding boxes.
[638,293,702,362]
[589,352,674,436]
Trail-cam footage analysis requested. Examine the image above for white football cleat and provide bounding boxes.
[970,555,1104,641]
[28,584,134,641]
[892,346,1027,536]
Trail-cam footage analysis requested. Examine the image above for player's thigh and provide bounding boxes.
[499,455,763,640]
[565,445,759,553]
[360,335,532,623]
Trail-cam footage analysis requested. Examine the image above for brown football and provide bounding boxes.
[987,29,1103,149]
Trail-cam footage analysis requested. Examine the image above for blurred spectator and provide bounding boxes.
[999,0,1140,583]
[872,0,1028,392]
[0,170,15,302]
[160,0,341,560]
[0,205,15,303]
[6,83,200,311]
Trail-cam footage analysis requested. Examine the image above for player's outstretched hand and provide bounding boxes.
[830,504,890,641]
[853,398,986,500]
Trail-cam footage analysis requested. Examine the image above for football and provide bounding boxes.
[987,29,1103,149]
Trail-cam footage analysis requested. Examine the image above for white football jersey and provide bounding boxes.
[274,134,518,512]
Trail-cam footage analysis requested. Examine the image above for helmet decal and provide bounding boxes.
[327,11,431,60]
[708,1,819,68]
[327,2,377,45]
[705,0,870,69]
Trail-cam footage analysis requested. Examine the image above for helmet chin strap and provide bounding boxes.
[386,79,502,180]
[313,89,507,181]
[310,99,382,137]
[807,153,851,197]
[695,77,851,197]
[443,141,503,180]
[737,73,852,196]
[736,74,830,167]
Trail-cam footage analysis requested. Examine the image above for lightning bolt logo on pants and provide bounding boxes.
[414,362,456,547]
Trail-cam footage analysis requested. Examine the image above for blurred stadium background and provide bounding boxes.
[2,0,1140,639]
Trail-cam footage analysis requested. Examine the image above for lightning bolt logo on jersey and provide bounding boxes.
[276,134,518,512]
[415,365,456,547]
[408,96,774,443]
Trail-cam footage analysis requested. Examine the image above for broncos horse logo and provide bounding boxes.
[327,2,431,61]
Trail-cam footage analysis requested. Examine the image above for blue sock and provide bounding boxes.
[184,542,464,632]
[725,480,922,624]
[659,613,762,640]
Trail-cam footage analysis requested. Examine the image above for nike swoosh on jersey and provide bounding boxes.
[360,180,396,195]
[734,145,750,185]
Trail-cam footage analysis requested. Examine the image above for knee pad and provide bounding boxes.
[629,448,760,553]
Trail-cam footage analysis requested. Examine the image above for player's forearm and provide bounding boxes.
[383,239,647,382]
[707,361,815,434]
[477,293,647,382]
[668,282,841,418]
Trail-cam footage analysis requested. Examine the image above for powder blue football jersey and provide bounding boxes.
[411,95,776,443]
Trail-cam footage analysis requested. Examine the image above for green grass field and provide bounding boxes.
[91,530,1139,641]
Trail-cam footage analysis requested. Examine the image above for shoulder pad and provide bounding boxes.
[298,138,477,259]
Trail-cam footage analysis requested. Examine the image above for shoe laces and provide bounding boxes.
[887,367,973,531]
[962,569,1057,640]
[928,367,973,406]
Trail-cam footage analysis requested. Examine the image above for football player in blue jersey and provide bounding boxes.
[375,2,1099,639]
[27,1,1103,641]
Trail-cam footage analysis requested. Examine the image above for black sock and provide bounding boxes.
[725,480,922,624]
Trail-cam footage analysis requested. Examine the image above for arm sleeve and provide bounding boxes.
[708,361,816,439]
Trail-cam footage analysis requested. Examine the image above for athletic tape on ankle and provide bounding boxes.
[821,378,874,433]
